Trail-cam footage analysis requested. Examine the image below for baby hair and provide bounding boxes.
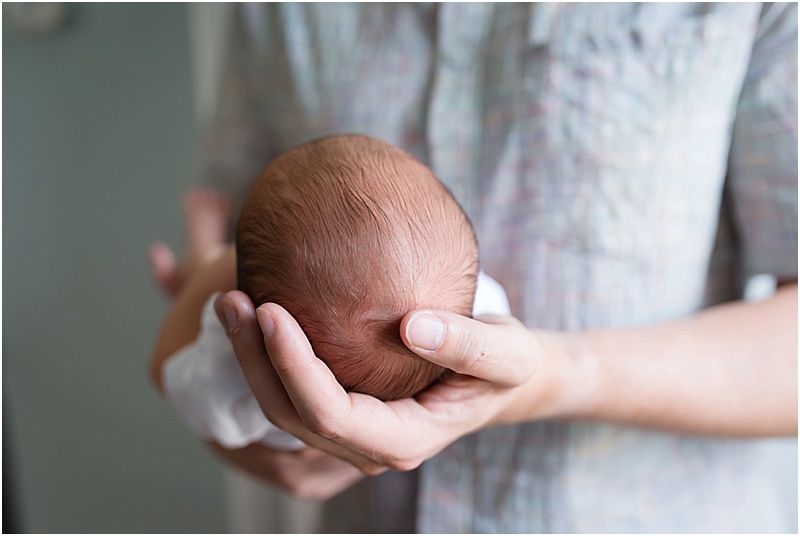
[236,135,478,400]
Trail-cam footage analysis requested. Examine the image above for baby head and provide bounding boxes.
[236,135,478,400]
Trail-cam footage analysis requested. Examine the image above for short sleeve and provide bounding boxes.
[728,2,798,280]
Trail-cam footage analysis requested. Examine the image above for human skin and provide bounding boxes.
[149,189,231,299]
[150,246,364,499]
[151,245,797,496]
[213,278,797,481]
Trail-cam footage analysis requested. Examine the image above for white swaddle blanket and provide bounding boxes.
[163,271,511,450]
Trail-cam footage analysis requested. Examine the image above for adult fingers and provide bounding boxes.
[214,291,304,431]
[217,293,370,471]
[256,302,402,473]
[209,443,364,500]
[400,310,538,386]
[223,298,443,473]
[219,298,386,472]
[256,303,357,442]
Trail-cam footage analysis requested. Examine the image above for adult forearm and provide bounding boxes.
[542,284,798,436]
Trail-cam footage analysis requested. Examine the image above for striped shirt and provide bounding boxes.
[201,3,798,532]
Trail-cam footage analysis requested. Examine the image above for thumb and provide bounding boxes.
[400,310,538,386]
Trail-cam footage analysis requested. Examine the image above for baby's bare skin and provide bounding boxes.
[182,187,231,280]
[150,187,231,298]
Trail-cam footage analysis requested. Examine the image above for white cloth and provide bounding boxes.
[163,272,510,450]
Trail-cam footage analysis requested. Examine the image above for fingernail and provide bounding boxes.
[257,307,275,339]
[407,312,445,351]
[222,300,238,332]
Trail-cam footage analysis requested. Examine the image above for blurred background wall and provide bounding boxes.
[3,3,227,532]
[2,2,797,534]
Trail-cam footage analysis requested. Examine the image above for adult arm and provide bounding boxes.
[572,281,797,436]
[217,280,797,474]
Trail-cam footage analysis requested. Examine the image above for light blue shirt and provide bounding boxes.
[201,3,797,532]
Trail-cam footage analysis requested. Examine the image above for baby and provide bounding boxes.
[236,135,479,400]
[153,135,508,449]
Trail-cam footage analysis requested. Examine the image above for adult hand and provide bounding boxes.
[214,291,572,474]
[147,240,367,499]
[209,442,365,500]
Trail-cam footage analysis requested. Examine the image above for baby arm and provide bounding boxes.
[150,245,237,392]
[149,244,362,496]
[150,244,306,450]
[149,187,232,299]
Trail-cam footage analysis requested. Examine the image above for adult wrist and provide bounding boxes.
[496,329,602,426]
[548,330,603,421]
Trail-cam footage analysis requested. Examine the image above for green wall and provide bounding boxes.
[3,3,226,532]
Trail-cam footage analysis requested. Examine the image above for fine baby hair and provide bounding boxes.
[236,134,479,400]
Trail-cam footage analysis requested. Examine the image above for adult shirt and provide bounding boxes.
[199,3,798,532]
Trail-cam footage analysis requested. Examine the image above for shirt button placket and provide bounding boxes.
[419,7,495,532]
[425,2,494,222]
